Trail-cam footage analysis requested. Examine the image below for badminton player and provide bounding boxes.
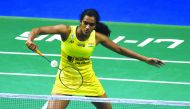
[26,9,164,109]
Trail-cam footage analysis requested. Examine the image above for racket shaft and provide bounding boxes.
[35,49,43,56]
[35,49,51,63]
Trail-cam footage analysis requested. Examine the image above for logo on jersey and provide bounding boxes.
[77,43,85,47]
[88,43,95,47]
[69,34,75,43]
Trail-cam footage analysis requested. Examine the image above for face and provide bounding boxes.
[80,15,96,36]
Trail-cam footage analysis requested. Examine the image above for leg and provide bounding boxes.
[48,94,70,109]
[90,93,112,109]
[48,100,70,109]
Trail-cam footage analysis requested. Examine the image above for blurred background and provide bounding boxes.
[1,0,190,26]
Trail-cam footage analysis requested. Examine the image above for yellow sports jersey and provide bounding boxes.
[51,26,105,96]
[61,26,96,57]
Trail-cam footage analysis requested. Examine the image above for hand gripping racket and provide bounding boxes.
[35,49,83,90]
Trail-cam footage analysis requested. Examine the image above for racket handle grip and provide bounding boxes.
[35,49,44,56]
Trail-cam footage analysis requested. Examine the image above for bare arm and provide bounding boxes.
[26,24,70,51]
[96,32,164,67]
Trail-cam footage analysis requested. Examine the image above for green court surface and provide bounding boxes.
[0,16,190,108]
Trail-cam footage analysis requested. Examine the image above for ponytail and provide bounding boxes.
[95,22,111,37]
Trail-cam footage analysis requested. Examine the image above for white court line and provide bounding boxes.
[1,72,190,85]
[0,51,190,64]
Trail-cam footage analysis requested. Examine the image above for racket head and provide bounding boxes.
[58,66,83,90]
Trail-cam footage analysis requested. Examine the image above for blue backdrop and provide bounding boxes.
[1,0,190,26]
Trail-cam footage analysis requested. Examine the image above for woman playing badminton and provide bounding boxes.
[26,9,164,109]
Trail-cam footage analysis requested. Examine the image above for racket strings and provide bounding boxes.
[59,66,83,89]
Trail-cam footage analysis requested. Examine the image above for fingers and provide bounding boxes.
[156,60,165,65]
[147,58,165,68]
[25,41,37,51]
[154,59,164,68]
[154,62,163,68]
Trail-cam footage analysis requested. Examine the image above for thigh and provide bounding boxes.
[48,100,70,109]
[90,93,112,109]
[48,94,71,109]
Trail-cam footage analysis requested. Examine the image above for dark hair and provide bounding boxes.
[80,9,100,22]
[95,22,111,37]
[80,9,111,37]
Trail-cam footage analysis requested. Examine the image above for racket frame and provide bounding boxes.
[58,66,84,90]
[35,49,83,90]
